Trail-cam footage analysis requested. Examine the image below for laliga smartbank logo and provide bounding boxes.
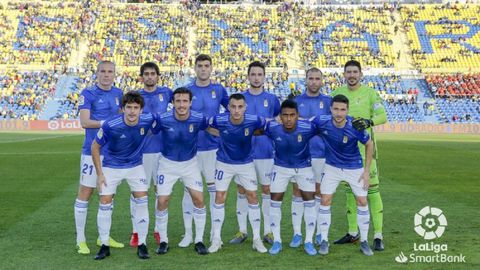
[395,206,466,264]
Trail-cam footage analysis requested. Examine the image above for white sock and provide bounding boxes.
[154,195,158,233]
[357,205,370,242]
[181,187,193,237]
[156,209,169,243]
[97,202,113,246]
[269,200,282,243]
[262,193,271,235]
[315,196,322,236]
[291,196,304,236]
[130,194,137,233]
[248,203,261,240]
[207,183,216,235]
[212,203,225,240]
[318,205,331,242]
[236,192,248,234]
[134,196,149,245]
[303,200,316,244]
[193,206,207,243]
[74,199,88,243]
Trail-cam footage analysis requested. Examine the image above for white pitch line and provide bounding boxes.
[0,151,79,155]
[0,134,79,144]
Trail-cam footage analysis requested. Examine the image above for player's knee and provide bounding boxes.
[261,185,270,195]
[99,195,113,205]
[245,191,258,204]
[321,195,332,206]
[215,191,227,204]
[300,191,315,201]
[132,191,148,198]
[356,197,368,207]
[237,184,246,194]
[191,194,205,208]
[157,196,169,210]
[315,183,321,196]
[270,192,283,202]
[77,185,94,200]
[292,184,302,197]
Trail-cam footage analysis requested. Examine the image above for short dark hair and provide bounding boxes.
[280,99,298,113]
[344,60,362,72]
[332,94,349,108]
[247,61,265,75]
[122,91,144,108]
[96,60,115,72]
[140,62,160,76]
[173,87,192,101]
[195,54,212,65]
[306,67,322,77]
[229,93,245,102]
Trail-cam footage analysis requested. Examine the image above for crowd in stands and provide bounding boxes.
[426,73,480,98]
[0,71,59,120]
[85,3,188,68]
[0,2,84,66]
[401,4,480,70]
[194,5,290,69]
[292,6,395,69]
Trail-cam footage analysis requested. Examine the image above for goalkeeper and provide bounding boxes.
[330,60,387,251]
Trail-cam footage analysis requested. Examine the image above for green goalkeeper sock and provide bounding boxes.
[368,186,383,238]
[345,187,358,235]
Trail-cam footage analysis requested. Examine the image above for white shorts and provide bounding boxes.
[312,158,326,184]
[79,154,103,188]
[254,159,274,186]
[320,164,367,197]
[156,156,204,196]
[99,165,149,196]
[143,153,161,186]
[215,161,257,192]
[270,165,315,193]
[197,149,217,184]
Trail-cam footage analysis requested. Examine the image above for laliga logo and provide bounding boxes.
[414,206,447,240]
[48,120,60,130]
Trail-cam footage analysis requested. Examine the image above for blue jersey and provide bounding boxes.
[155,110,208,162]
[139,87,173,154]
[295,93,332,158]
[78,84,123,155]
[242,90,280,159]
[210,113,265,164]
[312,115,370,169]
[187,81,229,151]
[265,120,318,169]
[95,113,156,169]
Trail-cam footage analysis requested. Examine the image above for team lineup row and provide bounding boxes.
[73,55,387,260]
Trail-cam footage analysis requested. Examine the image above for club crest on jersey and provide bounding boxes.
[159,94,164,102]
[297,134,302,142]
[189,124,194,133]
[209,117,214,125]
[343,135,348,143]
[140,128,145,135]
[319,101,324,109]
[97,128,103,139]
[211,90,216,99]
[264,99,268,107]
[244,128,249,136]
[78,95,85,106]
[115,97,119,106]
[356,98,361,105]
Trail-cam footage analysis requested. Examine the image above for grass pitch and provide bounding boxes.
[0,132,479,270]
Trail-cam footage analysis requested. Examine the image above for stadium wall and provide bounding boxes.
[0,120,479,134]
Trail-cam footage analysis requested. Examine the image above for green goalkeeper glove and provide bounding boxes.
[352,117,374,131]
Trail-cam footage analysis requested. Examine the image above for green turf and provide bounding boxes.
[0,132,479,269]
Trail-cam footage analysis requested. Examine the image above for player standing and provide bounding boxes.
[331,60,387,251]
[74,61,124,254]
[290,67,332,248]
[129,62,172,247]
[154,88,209,255]
[265,100,319,256]
[231,61,280,245]
[314,94,374,256]
[92,92,155,260]
[207,94,268,254]
[181,54,229,246]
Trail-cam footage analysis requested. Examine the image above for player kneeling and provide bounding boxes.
[314,94,374,256]
[207,94,267,254]
[92,92,156,260]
